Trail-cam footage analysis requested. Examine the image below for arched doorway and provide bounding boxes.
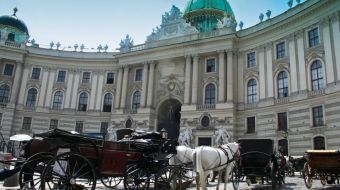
[157,99,181,139]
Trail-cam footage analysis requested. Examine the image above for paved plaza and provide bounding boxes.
[1,175,340,190]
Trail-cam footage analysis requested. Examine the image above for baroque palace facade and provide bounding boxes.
[0,0,340,155]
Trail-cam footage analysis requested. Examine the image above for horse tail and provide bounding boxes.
[196,147,206,189]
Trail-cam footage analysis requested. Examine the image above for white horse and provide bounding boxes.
[193,142,239,190]
[169,145,194,165]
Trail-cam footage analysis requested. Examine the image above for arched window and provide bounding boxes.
[205,83,215,104]
[311,60,323,91]
[78,92,88,111]
[313,136,325,150]
[52,91,63,110]
[132,91,141,109]
[0,85,10,103]
[7,33,15,42]
[103,93,113,112]
[278,139,288,156]
[277,71,288,98]
[26,88,38,108]
[247,79,257,104]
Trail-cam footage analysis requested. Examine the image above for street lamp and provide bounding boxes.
[161,128,168,139]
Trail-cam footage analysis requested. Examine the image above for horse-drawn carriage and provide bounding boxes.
[18,128,185,190]
[302,150,340,189]
[231,139,285,190]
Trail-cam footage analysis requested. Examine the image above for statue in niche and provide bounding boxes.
[214,128,230,145]
[178,128,193,147]
[107,125,117,141]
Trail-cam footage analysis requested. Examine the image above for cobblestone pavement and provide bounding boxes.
[1,174,340,189]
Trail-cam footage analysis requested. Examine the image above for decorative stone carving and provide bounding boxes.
[305,52,324,67]
[156,74,184,101]
[107,125,117,141]
[214,128,230,145]
[273,62,289,75]
[244,70,259,81]
[119,35,134,53]
[178,128,193,146]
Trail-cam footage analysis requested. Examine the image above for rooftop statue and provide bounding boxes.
[119,34,134,52]
[162,5,181,24]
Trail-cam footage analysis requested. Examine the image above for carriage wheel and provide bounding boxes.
[231,165,240,190]
[155,166,179,190]
[100,176,122,188]
[302,162,313,189]
[19,152,55,190]
[124,165,150,190]
[40,152,96,190]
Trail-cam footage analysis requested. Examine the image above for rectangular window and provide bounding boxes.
[135,69,143,81]
[276,42,285,59]
[49,119,58,130]
[3,64,14,76]
[31,68,41,80]
[198,137,212,146]
[100,122,109,133]
[22,117,32,131]
[247,52,256,68]
[75,121,84,134]
[246,116,255,134]
[106,72,115,84]
[277,112,288,132]
[82,72,91,83]
[308,28,319,47]
[57,70,66,82]
[312,106,324,127]
[206,58,216,72]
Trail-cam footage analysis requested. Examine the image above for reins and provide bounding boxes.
[203,144,238,171]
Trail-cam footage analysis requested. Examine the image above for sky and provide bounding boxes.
[0,0,305,52]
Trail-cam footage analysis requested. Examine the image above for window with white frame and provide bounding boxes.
[132,91,141,109]
[311,60,324,91]
[135,69,143,81]
[312,106,324,127]
[247,52,256,68]
[22,117,32,131]
[3,64,14,76]
[106,72,115,84]
[204,83,215,104]
[277,71,289,98]
[75,121,84,134]
[206,58,216,72]
[277,112,288,132]
[246,116,255,134]
[82,72,91,83]
[49,119,58,130]
[31,68,41,80]
[313,136,325,150]
[308,28,319,47]
[52,91,63,110]
[276,42,285,59]
[247,79,257,104]
[78,92,88,111]
[100,122,109,133]
[26,88,38,108]
[103,93,112,112]
[0,85,10,103]
[57,70,67,82]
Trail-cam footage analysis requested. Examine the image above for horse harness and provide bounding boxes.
[204,144,236,171]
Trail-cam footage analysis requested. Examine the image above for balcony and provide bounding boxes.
[4,40,21,48]
[196,104,216,111]
[308,89,325,97]
[123,108,138,114]
[274,97,290,105]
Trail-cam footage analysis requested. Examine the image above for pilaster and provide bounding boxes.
[37,67,49,107]
[64,70,74,108]
[258,45,266,99]
[218,50,225,102]
[114,67,123,109]
[140,62,149,107]
[265,43,273,98]
[296,30,307,91]
[288,34,298,93]
[226,50,233,102]
[120,66,129,108]
[44,70,56,108]
[70,71,80,109]
[184,55,192,104]
[322,18,335,84]
[330,13,340,81]
[191,55,199,104]
[147,62,155,107]
[17,66,30,105]
[10,61,23,103]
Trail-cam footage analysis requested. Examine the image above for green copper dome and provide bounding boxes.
[183,0,235,33]
[0,15,29,35]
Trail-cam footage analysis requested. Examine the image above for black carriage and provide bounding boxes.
[287,155,306,176]
[302,150,340,189]
[18,128,182,190]
[231,139,285,190]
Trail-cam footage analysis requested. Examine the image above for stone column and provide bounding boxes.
[191,55,199,104]
[218,50,225,102]
[10,62,23,103]
[89,72,98,110]
[227,51,234,102]
[184,56,191,104]
[120,66,129,108]
[38,68,49,107]
[64,71,74,109]
[140,63,149,107]
[237,52,244,102]
[114,67,123,109]
[18,66,30,105]
[296,30,307,91]
[288,34,298,93]
[95,74,104,110]
[147,62,155,107]
[265,43,273,98]
[331,14,340,81]
[44,70,56,108]
[70,72,80,109]
[322,19,335,84]
[258,46,266,99]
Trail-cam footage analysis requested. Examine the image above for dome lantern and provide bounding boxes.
[0,8,29,43]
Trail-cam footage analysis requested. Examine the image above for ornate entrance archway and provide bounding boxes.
[157,99,181,139]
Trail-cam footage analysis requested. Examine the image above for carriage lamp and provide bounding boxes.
[161,128,168,139]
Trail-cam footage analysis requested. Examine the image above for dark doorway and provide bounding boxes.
[157,99,181,140]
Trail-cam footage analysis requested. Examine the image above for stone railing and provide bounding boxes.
[274,97,290,105]
[0,102,7,108]
[4,41,21,48]
[308,89,326,97]
[123,108,138,114]
[244,103,258,109]
[130,44,145,52]
[196,104,216,111]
